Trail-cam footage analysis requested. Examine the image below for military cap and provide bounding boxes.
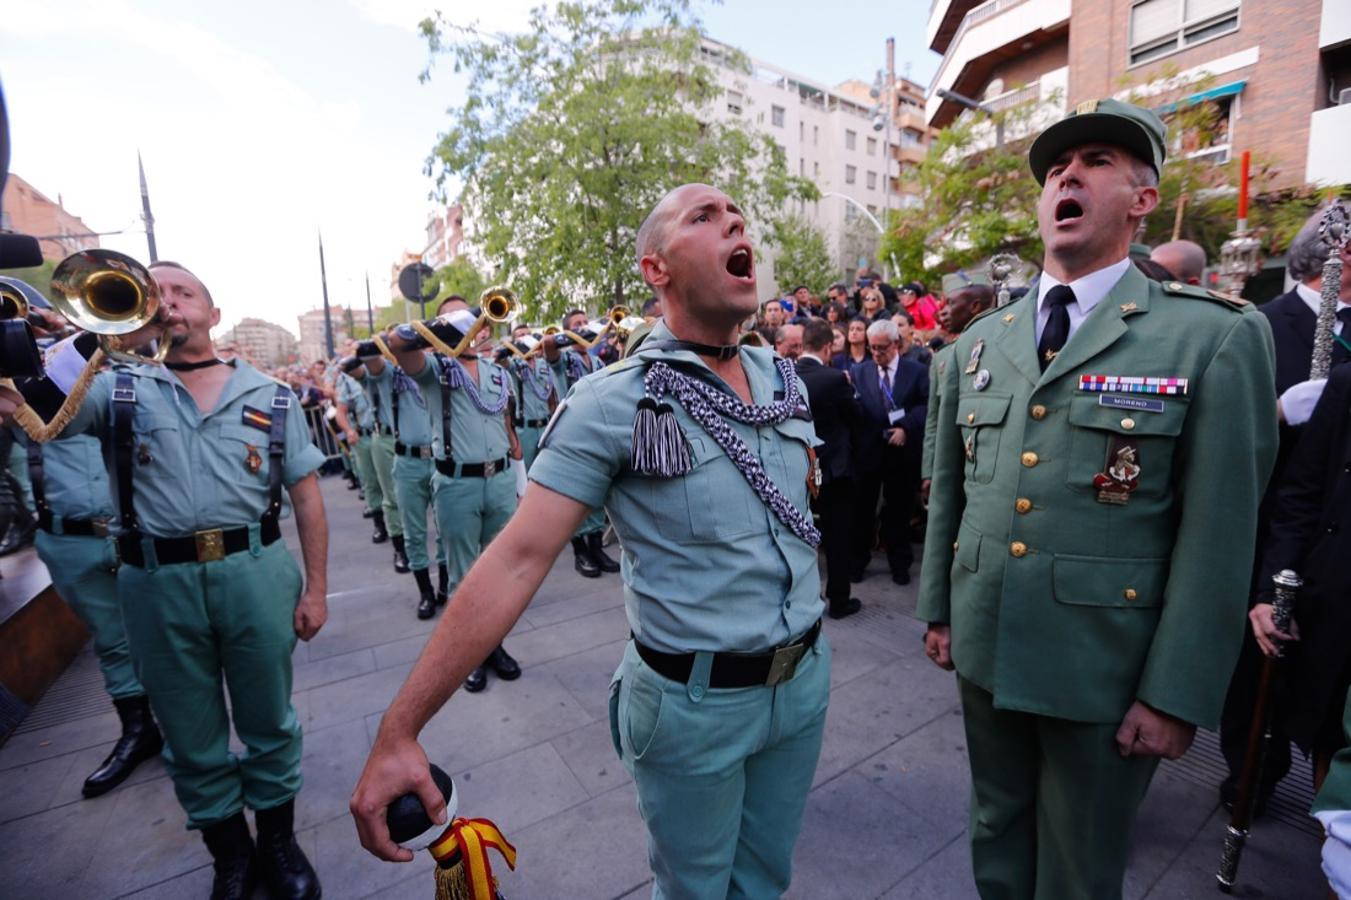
[941,271,993,295]
[1029,98,1167,186]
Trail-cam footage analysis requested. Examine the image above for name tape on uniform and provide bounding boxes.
[1078,375,1188,396]
[1097,395,1166,413]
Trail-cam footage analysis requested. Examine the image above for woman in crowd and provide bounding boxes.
[832,317,871,372]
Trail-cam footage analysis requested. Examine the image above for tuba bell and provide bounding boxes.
[49,249,170,364]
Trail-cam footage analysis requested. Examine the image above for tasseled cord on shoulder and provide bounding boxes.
[630,396,691,477]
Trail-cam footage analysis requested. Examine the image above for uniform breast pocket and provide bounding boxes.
[1065,395,1186,496]
[647,435,758,543]
[955,392,1011,485]
[216,424,271,484]
[772,417,818,503]
[130,411,179,472]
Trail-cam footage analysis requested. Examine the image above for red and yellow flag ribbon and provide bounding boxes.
[429,817,517,900]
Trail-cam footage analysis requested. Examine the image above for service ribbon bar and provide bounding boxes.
[1078,375,1188,396]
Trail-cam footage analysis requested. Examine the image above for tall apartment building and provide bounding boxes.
[215,318,299,370]
[700,38,935,295]
[0,174,100,261]
[926,0,1351,189]
[297,307,351,364]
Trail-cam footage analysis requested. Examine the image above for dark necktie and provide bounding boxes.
[1334,307,1351,366]
[881,365,893,401]
[1037,285,1076,372]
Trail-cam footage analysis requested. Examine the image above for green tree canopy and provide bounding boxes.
[419,0,815,322]
[768,215,836,296]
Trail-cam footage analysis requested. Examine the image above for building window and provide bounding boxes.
[845,204,859,223]
[813,161,820,178]
[845,165,857,184]
[813,125,819,146]
[727,90,743,115]
[845,130,857,150]
[867,204,878,216]
[1175,95,1237,164]
[1129,0,1240,66]
[799,158,805,176]
[867,136,878,156]
[772,105,785,127]
[799,121,805,142]
[866,171,877,190]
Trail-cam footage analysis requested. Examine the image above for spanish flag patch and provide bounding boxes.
[241,406,273,432]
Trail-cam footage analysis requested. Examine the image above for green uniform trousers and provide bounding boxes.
[959,678,1159,900]
[367,433,402,537]
[610,636,831,899]
[393,455,445,572]
[35,531,143,700]
[432,469,516,591]
[517,424,543,472]
[573,506,606,541]
[119,539,304,829]
[353,434,378,510]
[8,439,33,512]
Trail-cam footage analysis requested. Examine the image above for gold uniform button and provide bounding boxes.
[953,540,960,552]
[1009,542,1028,558]
[1021,451,1039,468]
[967,412,976,424]
[1030,404,1047,420]
[1124,588,1138,601]
[1015,498,1032,514]
[1121,417,1136,430]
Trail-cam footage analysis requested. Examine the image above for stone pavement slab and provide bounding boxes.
[0,474,1325,898]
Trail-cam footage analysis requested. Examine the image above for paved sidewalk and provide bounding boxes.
[0,475,1325,898]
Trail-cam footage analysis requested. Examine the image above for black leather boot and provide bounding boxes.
[587,531,620,573]
[436,563,449,605]
[82,695,164,798]
[371,510,388,544]
[414,568,436,620]
[571,537,600,578]
[255,799,321,900]
[463,666,488,693]
[488,645,521,681]
[202,812,257,900]
[345,472,360,490]
[391,534,411,573]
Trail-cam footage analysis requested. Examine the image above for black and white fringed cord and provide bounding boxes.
[517,360,555,402]
[629,358,821,548]
[441,356,510,414]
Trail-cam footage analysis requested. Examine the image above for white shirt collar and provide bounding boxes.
[1295,281,1351,315]
[1036,258,1132,316]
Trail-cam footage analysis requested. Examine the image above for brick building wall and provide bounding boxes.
[1,174,99,261]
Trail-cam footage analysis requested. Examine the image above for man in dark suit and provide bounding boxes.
[1220,206,1351,810]
[851,318,928,585]
[797,319,864,618]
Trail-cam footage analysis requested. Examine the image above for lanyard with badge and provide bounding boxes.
[879,365,905,426]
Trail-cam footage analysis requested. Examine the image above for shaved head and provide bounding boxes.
[1151,240,1206,285]
[636,183,719,270]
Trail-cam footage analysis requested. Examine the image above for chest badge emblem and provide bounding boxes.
[965,339,985,375]
[244,444,263,475]
[1093,437,1140,505]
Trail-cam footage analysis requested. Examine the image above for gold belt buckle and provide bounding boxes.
[765,643,806,686]
[195,528,226,562]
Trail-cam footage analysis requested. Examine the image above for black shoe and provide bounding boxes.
[849,568,864,584]
[891,570,911,586]
[371,511,389,544]
[256,800,321,900]
[345,474,360,490]
[587,531,620,573]
[464,666,488,693]
[83,695,164,798]
[414,569,436,620]
[202,813,258,900]
[361,507,373,518]
[391,535,411,573]
[436,564,450,605]
[828,598,863,619]
[488,645,521,681]
[572,537,600,578]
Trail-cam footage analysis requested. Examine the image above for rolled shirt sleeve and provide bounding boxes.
[528,378,621,510]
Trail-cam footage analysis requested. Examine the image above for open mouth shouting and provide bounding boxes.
[1054,197,1085,227]
[725,243,755,283]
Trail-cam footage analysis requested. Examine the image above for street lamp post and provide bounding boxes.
[937,87,1004,150]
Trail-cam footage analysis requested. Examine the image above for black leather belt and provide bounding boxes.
[435,457,509,479]
[635,619,822,688]
[394,442,435,459]
[359,424,393,437]
[37,509,112,537]
[118,517,282,567]
[520,418,548,428]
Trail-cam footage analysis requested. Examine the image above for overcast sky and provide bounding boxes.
[2,0,939,338]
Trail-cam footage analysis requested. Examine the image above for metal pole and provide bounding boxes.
[365,273,374,333]
[138,151,158,263]
[318,230,334,358]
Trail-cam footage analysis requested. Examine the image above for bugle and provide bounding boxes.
[49,249,170,364]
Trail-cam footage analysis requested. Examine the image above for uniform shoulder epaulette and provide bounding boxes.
[1161,280,1251,310]
[966,292,1030,328]
[601,356,644,376]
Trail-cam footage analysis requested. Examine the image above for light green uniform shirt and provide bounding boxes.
[366,365,396,431]
[391,367,436,447]
[510,357,556,423]
[529,321,824,654]
[549,347,598,397]
[65,361,325,536]
[337,372,375,431]
[39,433,116,523]
[411,354,512,462]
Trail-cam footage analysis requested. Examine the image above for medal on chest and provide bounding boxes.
[964,339,984,375]
[137,443,153,466]
[244,443,263,474]
[1092,436,1140,505]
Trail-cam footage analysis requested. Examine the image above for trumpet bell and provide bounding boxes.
[608,306,630,327]
[50,249,161,336]
[0,283,29,321]
[480,286,521,324]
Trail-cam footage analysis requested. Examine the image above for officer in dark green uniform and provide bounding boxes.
[1314,686,1351,894]
[14,261,330,900]
[543,310,620,578]
[918,100,1278,899]
[921,271,993,493]
[32,432,164,797]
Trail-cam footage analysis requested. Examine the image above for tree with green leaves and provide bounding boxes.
[418,0,815,322]
[768,216,835,296]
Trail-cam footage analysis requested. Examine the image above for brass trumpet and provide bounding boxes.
[558,306,629,350]
[410,286,520,358]
[49,249,170,364]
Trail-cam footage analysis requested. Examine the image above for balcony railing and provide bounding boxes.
[984,81,1041,112]
[929,0,1033,95]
